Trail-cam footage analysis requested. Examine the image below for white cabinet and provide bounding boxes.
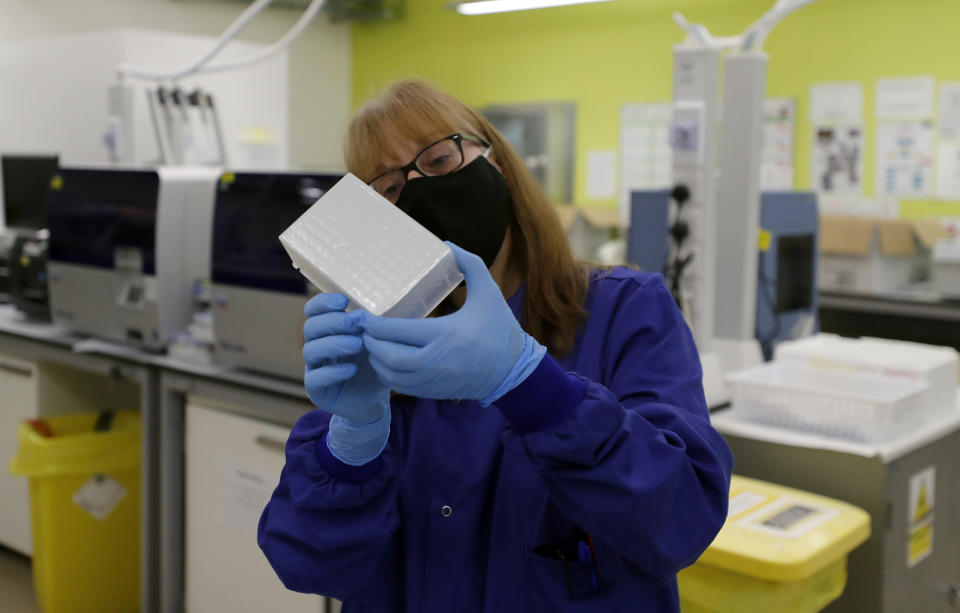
[185,400,328,613]
[0,354,37,555]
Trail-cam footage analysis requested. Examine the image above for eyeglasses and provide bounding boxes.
[369,133,491,203]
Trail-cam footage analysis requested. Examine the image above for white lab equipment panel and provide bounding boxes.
[185,401,327,613]
[0,353,37,555]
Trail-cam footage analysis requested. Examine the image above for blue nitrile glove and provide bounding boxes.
[359,242,547,406]
[302,293,391,466]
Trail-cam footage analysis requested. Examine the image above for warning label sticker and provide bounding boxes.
[907,466,935,568]
[73,474,127,521]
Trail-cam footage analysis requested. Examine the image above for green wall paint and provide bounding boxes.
[352,0,960,209]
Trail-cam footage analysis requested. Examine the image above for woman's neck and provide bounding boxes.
[449,230,520,308]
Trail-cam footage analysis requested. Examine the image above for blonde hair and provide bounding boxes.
[345,79,588,356]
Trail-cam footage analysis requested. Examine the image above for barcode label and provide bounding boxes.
[761,505,817,531]
[736,496,839,539]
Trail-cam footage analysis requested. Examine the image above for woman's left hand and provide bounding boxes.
[359,242,546,406]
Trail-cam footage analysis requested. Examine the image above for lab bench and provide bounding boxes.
[819,289,960,353]
[0,305,337,613]
[3,298,959,612]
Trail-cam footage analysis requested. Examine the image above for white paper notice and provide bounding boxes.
[219,462,276,533]
[876,76,936,120]
[727,491,768,520]
[619,103,673,221]
[936,143,960,199]
[810,83,864,122]
[939,83,960,140]
[812,124,864,194]
[586,150,617,199]
[875,121,934,197]
[761,98,796,190]
[73,474,127,521]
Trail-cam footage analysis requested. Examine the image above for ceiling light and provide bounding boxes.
[454,0,616,16]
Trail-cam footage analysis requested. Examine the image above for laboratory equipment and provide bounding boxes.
[9,231,51,320]
[627,189,819,377]
[727,362,928,443]
[1,154,59,231]
[210,171,341,379]
[0,155,59,304]
[776,334,959,415]
[109,0,324,166]
[755,192,818,359]
[279,173,463,318]
[46,166,220,350]
[647,0,818,406]
[712,406,960,612]
[678,475,870,613]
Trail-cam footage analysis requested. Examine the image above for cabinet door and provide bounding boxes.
[185,402,325,613]
[0,355,37,555]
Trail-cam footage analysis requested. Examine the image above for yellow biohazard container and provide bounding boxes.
[9,411,141,613]
[679,475,870,613]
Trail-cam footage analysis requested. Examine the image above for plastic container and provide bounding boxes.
[679,475,871,613]
[726,362,928,442]
[9,411,141,613]
[774,333,958,415]
[279,173,464,318]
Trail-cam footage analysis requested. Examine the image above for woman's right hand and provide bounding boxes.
[303,293,390,424]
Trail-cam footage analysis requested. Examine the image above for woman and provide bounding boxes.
[258,79,733,612]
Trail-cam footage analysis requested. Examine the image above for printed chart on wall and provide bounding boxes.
[876,77,936,198]
[907,466,935,568]
[937,82,960,199]
[619,102,672,222]
[761,98,796,190]
[876,122,934,197]
[810,83,864,195]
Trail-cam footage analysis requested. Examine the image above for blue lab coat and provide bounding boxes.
[258,268,734,612]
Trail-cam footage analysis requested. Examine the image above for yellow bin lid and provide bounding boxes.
[697,475,871,583]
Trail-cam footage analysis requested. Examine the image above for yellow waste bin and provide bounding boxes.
[679,475,870,613]
[9,411,141,613]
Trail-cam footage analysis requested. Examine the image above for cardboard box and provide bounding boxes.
[818,216,945,293]
[554,204,624,261]
[932,238,960,299]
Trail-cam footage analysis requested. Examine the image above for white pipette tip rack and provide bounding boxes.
[279,173,464,318]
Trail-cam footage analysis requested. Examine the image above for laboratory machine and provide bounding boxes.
[627,190,820,364]
[0,154,59,305]
[9,232,52,320]
[754,192,818,360]
[1,154,59,232]
[626,0,818,406]
[210,171,341,379]
[46,166,220,350]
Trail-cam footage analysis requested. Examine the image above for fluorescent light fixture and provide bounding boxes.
[455,0,616,16]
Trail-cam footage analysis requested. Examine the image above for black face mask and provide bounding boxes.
[395,155,512,268]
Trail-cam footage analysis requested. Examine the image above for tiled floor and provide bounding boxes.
[0,546,39,613]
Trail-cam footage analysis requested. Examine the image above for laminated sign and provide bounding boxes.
[907,466,935,568]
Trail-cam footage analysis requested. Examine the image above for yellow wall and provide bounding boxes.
[352,0,960,210]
